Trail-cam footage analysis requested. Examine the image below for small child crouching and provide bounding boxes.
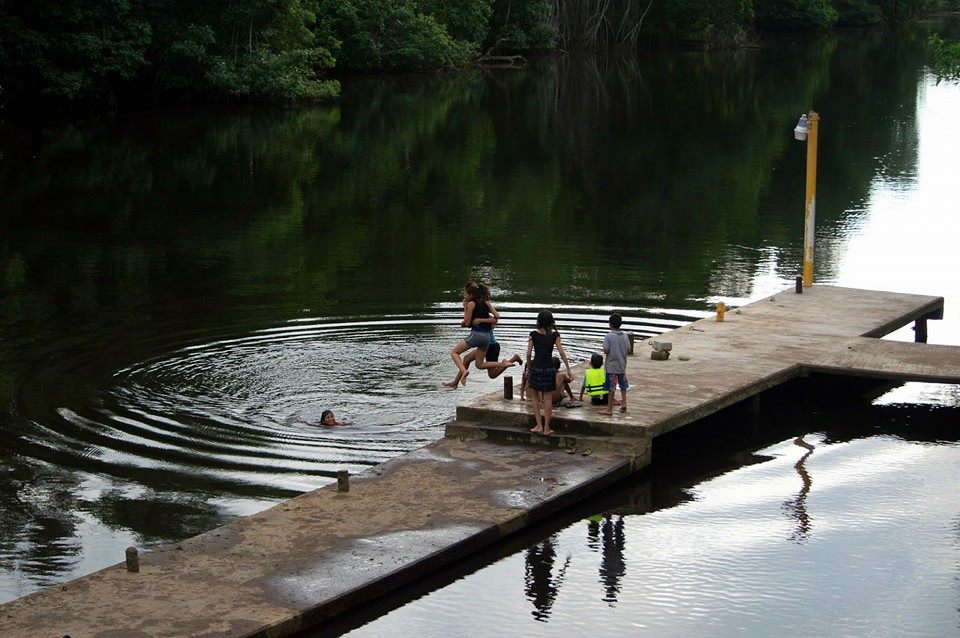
[579,353,610,405]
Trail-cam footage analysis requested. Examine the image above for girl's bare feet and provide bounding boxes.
[619,406,627,413]
[510,354,523,364]
[530,425,543,433]
[441,380,459,388]
[543,429,554,435]
[460,370,469,386]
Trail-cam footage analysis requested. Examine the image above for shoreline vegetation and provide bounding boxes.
[0,1,956,111]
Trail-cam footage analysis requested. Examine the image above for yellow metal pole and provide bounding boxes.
[802,111,819,287]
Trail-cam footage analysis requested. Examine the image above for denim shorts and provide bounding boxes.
[606,372,629,390]
[464,330,491,350]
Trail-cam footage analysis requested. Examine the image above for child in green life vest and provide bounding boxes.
[579,353,610,405]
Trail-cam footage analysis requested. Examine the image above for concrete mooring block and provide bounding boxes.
[651,339,672,352]
[651,350,670,361]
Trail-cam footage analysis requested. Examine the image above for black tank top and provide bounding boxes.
[530,330,559,367]
[470,300,492,332]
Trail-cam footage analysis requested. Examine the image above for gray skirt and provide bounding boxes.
[529,366,556,392]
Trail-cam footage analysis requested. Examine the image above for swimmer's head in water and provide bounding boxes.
[321,410,337,426]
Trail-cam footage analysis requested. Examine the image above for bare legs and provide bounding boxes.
[543,392,553,434]
[530,389,543,432]
[529,389,554,435]
[444,348,475,387]
[449,340,471,386]
[601,375,627,415]
[444,350,521,388]
[483,353,522,378]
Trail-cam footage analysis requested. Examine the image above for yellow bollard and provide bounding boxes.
[716,302,725,322]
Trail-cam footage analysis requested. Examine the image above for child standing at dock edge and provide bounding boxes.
[526,310,572,436]
[600,313,630,415]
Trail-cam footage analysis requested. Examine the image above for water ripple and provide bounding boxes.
[16,307,692,496]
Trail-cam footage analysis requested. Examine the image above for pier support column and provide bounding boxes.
[750,395,761,433]
[913,318,927,343]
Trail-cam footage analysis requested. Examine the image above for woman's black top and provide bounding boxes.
[529,330,559,367]
[470,300,492,332]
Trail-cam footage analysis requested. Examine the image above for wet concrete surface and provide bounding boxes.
[0,438,635,637]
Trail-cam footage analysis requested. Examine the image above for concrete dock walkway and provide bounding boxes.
[1,285,957,638]
[0,440,640,637]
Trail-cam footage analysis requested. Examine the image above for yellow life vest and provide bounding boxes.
[584,367,607,396]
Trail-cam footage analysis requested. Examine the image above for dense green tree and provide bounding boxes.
[143,0,338,100]
[755,0,839,29]
[833,0,884,25]
[929,34,960,82]
[0,0,338,106]
[0,0,947,106]
[416,0,494,45]
[487,0,557,51]
[875,0,929,21]
[0,0,150,102]
[654,0,754,45]
[315,0,476,69]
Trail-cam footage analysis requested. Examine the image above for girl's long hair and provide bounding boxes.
[464,280,491,304]
[536,310,555,333]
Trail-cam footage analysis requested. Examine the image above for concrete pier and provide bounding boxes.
[1,285,957,638]
[452,285,952,444]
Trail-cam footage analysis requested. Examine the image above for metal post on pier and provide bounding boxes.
[794,111,820,288]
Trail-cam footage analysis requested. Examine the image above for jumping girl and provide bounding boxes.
[447,281,517,387]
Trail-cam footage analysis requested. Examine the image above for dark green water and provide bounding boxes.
[1,29,959,633]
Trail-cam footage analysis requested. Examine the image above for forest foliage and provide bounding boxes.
[0,0,943,107]
[929,34,960,81]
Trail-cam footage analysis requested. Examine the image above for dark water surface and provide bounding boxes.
[1,29,958,634]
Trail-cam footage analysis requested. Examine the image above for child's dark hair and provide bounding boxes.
[536,310,555,331]
[553,355,561,370]
[464,280,490,303]
[590,353,604,368]
[321,409,333,422]
[609,313,623,329]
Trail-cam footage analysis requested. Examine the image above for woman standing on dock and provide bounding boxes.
[447,281,517,386]
[526,310,572,436]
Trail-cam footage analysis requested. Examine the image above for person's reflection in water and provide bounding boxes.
[524,534,571,621]
[586,514,602,551]
[599,514,626,605]
[782,435,815,542]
